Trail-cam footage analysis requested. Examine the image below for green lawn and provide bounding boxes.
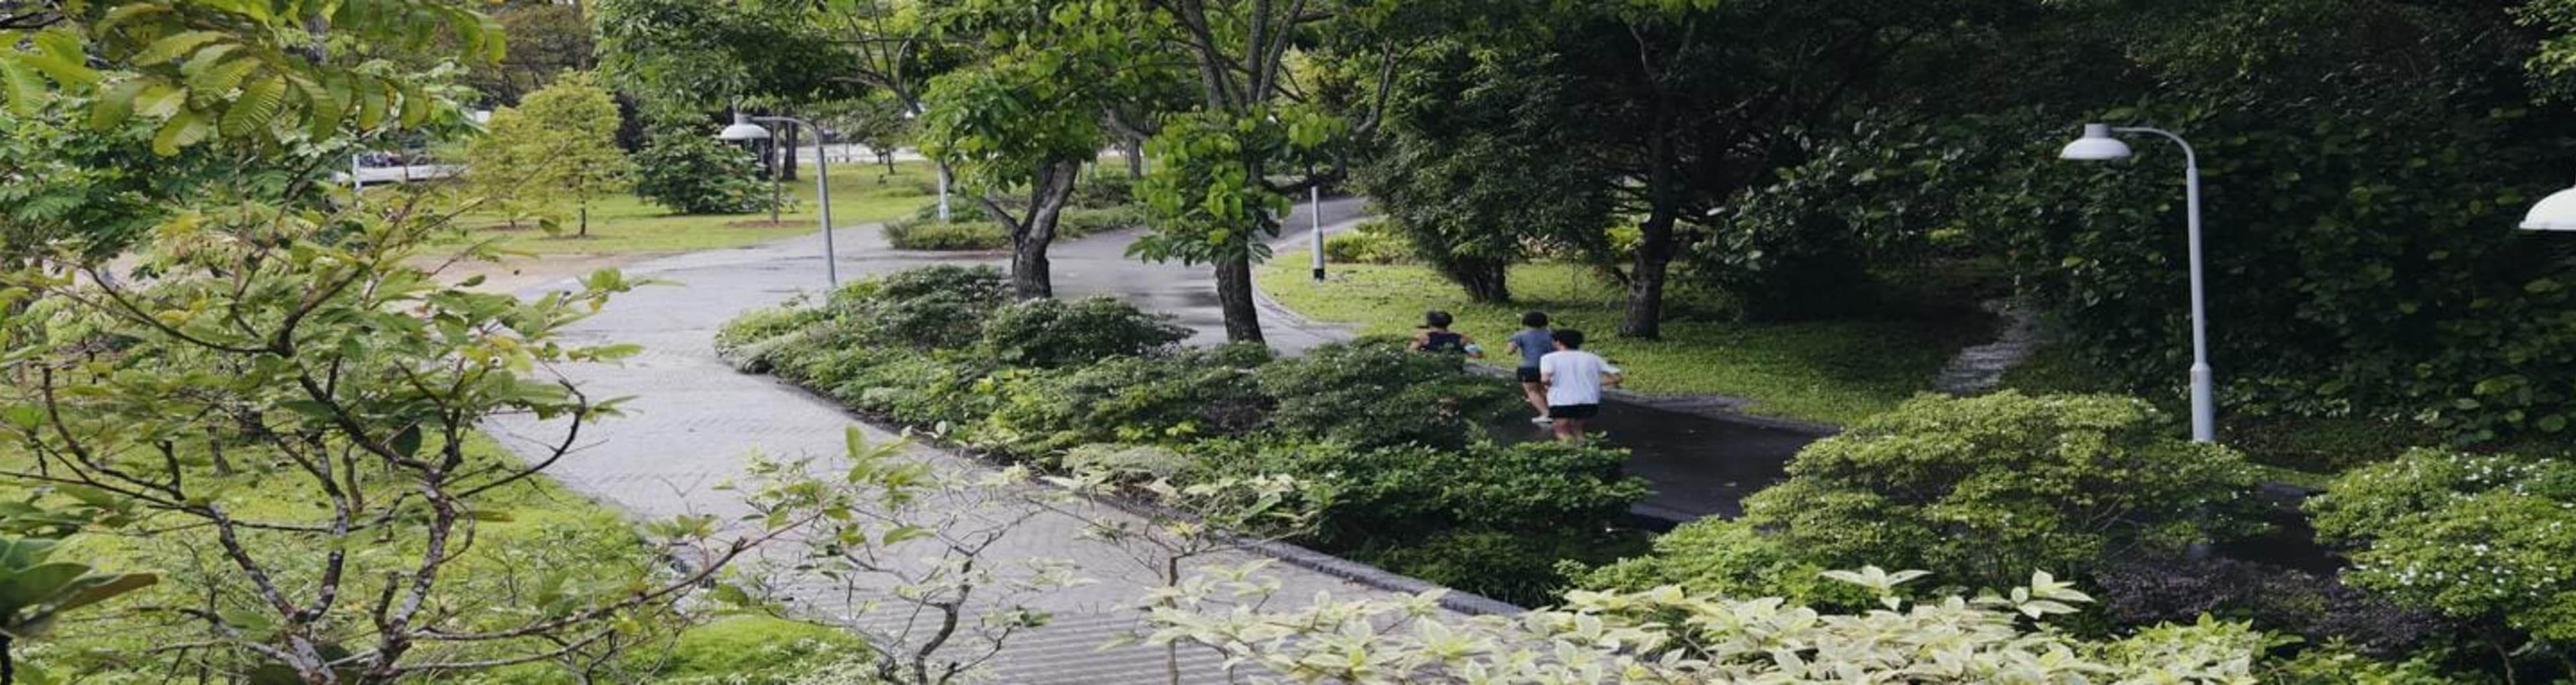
[457,160,944,254]
[1257,253,1989,426]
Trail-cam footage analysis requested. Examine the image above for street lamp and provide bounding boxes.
[720,112,839,288]
[2059,122,2217,443]
[2521,185,2576,231]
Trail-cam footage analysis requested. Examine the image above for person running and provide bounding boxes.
[1409,310,1485,358]
[1538,328,1623,443]
[1504,311,1556,424]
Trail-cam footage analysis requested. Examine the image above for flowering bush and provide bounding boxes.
[2310,449,2576,643]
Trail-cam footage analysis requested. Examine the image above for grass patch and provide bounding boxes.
[455,161,943,254]
[1256,253,1988,425]
[13,432,852,682]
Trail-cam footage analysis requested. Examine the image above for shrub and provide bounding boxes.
[1584,392,2259,604]
[833,266,1010,346]
[978,297,1190,368]
[1253,339,1520,450]
[632,131,780,215]
[1577,517,1863,606]
[1322,221,1411,264]
[1196,437,1648,548]
[1355,528,1646,609]
[979,344,1273,456]
[1071,173,1136,208]
[713,301,828,372]
[883,219,1006,250]
[2310,449,2576,644]
[1059,205,1148,235]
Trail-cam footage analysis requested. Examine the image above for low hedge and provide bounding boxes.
[885,205,1153,252]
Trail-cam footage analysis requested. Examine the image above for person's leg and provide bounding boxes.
[1554,417,1583,442]
[1522,382,1549,418]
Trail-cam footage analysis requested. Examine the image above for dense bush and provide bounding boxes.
[1197,435,1648,604]
[2311,449,2576,651]
[1253,339,1521,450]
[830,265,1010,346]
[1322,221,1412,265]
[632,131,781,215]
[1585,392,2258,605]
[979,344,1273,456]
[883,219,1005,250]
[1197,437,1646,545]
[978,296,1191,367]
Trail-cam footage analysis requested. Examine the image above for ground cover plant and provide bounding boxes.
[718,266,1648,605]
[455,162,945,255]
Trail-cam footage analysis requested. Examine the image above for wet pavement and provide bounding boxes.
[1489,401,1822,523]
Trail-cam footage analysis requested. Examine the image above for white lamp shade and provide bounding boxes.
[2059,123,2132,161]
[2523,186,2576,231]
[717,113,771,142]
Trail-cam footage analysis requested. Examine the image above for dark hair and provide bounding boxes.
[1424,310,1454,329]
[1521,311,1550,328]
[1551,328,1585,350]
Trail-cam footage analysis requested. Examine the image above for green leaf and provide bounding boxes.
[133,31,226,66]
[389,425,423,458]
[152,110,210,156]
[221,74,286,138]
[0,57,47,117]
[87,78,154,131]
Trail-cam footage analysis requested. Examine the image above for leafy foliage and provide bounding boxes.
[1150,564,2282,682]
[463,72,632,235]
[1587,392,2259,605]
[1320,221,1412,265]
[2311,450,2576,644]
[977,297,1191,368]
[979,344,1275,456]
[1253,339,1522,451]
[1,0,495,154]
[632,129,777,215]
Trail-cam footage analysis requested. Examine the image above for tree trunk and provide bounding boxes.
[1448,258,1510,303]
[578,203,589,238]
[4,633,15,685]
[778,123,800,182]
[1008,160,1084,300]
[1215,252,1263,344]
[1620,209,1676,339]
[1124,140,1144,178]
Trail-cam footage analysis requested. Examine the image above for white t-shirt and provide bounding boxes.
[1539,350,1622,407]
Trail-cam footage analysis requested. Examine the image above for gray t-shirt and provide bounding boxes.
[1509,329,1554,368]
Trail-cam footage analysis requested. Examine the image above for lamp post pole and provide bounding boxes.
[2063,123,2214,442]
[723,113,838,288]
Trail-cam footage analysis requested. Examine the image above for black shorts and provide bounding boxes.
[1548,404,1599,419]
[1517,366,1542,383]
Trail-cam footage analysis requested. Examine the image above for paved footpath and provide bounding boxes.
[484,205,1450,684]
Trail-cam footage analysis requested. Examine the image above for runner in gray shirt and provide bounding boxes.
[1504,311,1556,423]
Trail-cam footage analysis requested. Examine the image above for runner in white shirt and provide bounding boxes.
[1537,328,1624,443]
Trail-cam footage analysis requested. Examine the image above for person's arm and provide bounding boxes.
[1538,354,1556,387]
[1602,362,1626,387]
[1409,331,1430,350]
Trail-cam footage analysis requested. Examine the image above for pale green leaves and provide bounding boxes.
[1,0,493,154]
